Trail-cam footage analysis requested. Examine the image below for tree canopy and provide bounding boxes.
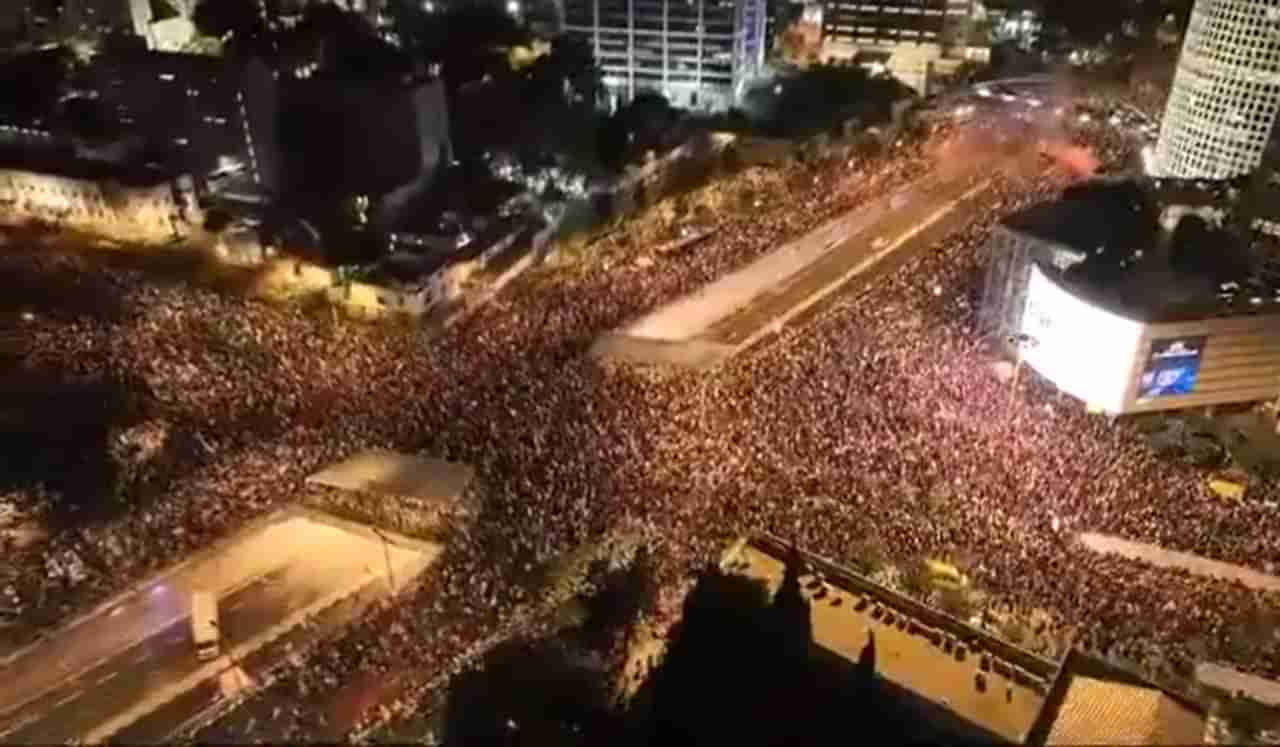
[390,1,530,88]
[192,0,266,43]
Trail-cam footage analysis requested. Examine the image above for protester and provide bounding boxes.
[5,92,1273,742]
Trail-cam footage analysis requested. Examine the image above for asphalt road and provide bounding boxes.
[0,566,329,744]
[704,168,992,347]
[706,166,1003,347]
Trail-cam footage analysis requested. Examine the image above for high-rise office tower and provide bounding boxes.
[1153,0,1280,179]
[820,0,972,52]
[562,0,770,111]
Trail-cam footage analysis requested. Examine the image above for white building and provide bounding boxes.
[128,0,199,51]
[818,0,984,95]
[563,0,770,111]
[1153,0,1280,179]
[0,165,202,244]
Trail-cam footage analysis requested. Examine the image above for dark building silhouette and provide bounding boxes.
[278,68,451,228]
[67,49,283,192]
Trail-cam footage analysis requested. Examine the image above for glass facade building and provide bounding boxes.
[562,0,769,111]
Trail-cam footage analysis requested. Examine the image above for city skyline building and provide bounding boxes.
[820,0,973,52]
[1153,0,1280,179]
[69,49,284,190]
[562,0,770,111]
[816,0,984,95]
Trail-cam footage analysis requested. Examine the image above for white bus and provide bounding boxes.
[190,590,221,661]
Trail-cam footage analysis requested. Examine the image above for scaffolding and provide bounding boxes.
[977,225,1037,351]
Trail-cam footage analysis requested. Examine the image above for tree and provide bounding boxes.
[939,586,975,621]
[394,3,529,89]
[1220,696,1268,743]
[58,95,118,143]
[202,208,233,233]
[276,4,405,77]
[1001,617,1028,646]
[1042,2,1128,45]
[192,0,265,43]
[624,92,676,141]
[743,66,877,137]
[898,560,933,599]
[0,48,72,124]
[511,34,605,175]
[949,59,989,85]
[597,115,629,172]
[599,91,678,168]
[536,35,600,107]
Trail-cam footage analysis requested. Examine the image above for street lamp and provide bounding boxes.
[371,527,396,595]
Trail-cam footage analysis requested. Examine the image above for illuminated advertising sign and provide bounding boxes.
[1020,266,1144,413]
[1138,336,1206,399]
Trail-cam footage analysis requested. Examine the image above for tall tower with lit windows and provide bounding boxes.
[1153,0,1280,179]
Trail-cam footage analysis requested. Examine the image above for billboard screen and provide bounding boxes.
[1020,266,1144,413]
[1138,336,1207,399]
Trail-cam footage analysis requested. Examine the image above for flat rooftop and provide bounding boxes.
[999,177,1280,323]
[1044,673,1205,745]
[1031,652,1207,746]
[725,538,1051,744]
[306,449,476,509]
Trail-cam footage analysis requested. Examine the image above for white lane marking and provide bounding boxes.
[734,177,994,355]
[96,671,119,686]
[0,711,42,740]
[48,689,85,711]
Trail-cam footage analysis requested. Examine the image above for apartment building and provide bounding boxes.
[818,0,979,94]
[69,49,284,192]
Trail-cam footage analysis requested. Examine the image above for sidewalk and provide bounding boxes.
[1078,532,1280,593]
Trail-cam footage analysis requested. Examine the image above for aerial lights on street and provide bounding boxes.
[507,0,521,14]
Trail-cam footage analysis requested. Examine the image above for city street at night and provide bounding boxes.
[0,513,436,744]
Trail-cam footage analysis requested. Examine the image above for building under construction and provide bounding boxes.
[562,0,770,111]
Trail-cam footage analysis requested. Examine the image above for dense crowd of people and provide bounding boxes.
[4,89,1279,741]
